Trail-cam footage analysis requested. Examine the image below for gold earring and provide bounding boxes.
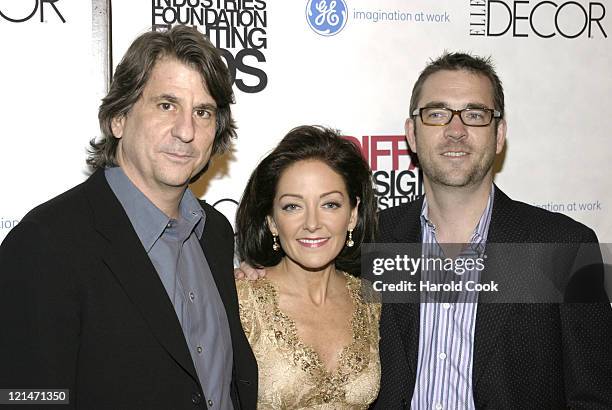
[346,229,354,247]
[272,234,280,251]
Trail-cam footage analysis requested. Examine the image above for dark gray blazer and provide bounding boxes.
[371,186,612,410]
[0,169,258,409]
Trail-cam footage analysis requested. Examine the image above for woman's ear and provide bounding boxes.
[349,197,360,230]
[266,215,278,235]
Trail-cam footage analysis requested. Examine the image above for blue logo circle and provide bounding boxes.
[306,0,348,36]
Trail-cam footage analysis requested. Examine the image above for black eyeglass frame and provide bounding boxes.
[412,107,502,127]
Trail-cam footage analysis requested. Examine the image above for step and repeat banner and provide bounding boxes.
[1,0,611,247]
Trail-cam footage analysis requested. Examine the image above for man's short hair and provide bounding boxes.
[409,51,505,121]
[88,25,236,169]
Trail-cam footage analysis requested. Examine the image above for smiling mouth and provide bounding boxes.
[442,151,469,157]
[297,238,329,248]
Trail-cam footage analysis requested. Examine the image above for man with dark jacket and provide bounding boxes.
[0,25,257,409]
[371,52,612,409]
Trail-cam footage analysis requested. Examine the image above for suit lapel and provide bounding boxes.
[388,198,424,389]
[85,170,199,384]
[472,186,527,390]
[198,211,234,314]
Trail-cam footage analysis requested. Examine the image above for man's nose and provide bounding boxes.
[172,110,195,142]
[445,113,467,141]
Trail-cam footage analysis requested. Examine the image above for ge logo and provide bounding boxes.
[0,0,65,23]
[306,0,348,36]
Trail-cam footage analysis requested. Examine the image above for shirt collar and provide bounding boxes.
[420,184,495,245]
[104,167,205,252]
[180,188,206,240]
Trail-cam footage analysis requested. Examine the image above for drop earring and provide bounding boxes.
[272,234,280,251]
[346,229,354,247]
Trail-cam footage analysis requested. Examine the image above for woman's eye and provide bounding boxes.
[323,202,341,209]
[281,204,300,211]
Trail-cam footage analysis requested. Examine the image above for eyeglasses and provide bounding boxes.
[412,107,501,127]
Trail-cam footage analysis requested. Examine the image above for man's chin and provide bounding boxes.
[436,178,473,188]
[425,167,473,187]
[155,166,202,188]
[157,174,193,189]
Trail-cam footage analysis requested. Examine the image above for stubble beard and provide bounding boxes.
[415,130,497,189]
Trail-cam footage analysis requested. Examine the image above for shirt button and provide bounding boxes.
[191,392,202,404]
[442,303,451,310]
[435,404,443,410]
[197,345,203,354]
[207,399,213,407]
[438,352,447,360]
[189,291,196,302]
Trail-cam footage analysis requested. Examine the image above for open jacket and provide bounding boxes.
[0,169,258,409]
[371,186,612,410]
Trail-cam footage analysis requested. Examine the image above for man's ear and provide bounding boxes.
[266,215,278,235]
[405,117,417,153]
[111,115,126,139]
[495,119,506,154]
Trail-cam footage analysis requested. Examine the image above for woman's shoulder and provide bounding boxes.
[345,274,382,320]
[235,278,275,342]
[235,277,252,298]
[235,277,277,307]
[234,278,254,308]
[346,274,381,301]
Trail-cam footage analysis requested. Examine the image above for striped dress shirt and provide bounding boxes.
[410,188,494,410]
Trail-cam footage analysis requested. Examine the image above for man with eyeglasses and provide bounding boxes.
[372,52,612,409]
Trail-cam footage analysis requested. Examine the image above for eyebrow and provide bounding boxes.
[465,102,488,109]
[423,101,489,109]
[153,94,217,111]
[153,94,179,104]
[423,101,447,108]
[278,191,345,200]
[195,102,217,112]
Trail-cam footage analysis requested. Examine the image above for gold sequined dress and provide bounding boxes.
[236,274,381,410]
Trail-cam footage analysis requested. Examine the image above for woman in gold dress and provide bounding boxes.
[235,126,380,409]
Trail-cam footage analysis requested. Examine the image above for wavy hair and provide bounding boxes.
[236,125,377,275]
[88,25,236,170]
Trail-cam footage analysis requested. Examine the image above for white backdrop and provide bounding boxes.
[1,0,610,248]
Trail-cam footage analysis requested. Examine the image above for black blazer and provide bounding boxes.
[0,170,257,409]
[371,186,612,409]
